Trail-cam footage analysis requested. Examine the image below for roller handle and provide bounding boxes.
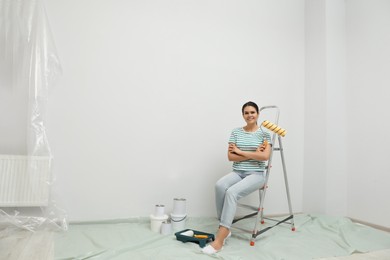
[194,235,208,239]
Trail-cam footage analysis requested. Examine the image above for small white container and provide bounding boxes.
[160,220,173,235]
[150,214,168,233]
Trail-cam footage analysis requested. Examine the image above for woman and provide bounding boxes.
[202,101,272,254]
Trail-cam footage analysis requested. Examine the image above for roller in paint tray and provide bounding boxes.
[175,229,215,248]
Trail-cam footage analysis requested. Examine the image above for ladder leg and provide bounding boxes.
[278,136,295,231]
[250,136,278,244]
[251,161,273,245]
[259,189,265,224]
[251,188,266,246]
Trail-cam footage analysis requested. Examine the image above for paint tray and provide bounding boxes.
[175,229,215,248]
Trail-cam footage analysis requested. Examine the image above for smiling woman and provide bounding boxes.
[202,101,272,255]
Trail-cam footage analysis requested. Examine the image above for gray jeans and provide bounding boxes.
[215,171,265,229]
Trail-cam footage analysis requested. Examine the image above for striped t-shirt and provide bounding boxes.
[229,127,271,171]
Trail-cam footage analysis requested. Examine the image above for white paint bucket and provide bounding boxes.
[154,204,165,217]
[150,214,168,233]
[170,213,187,231]
[172,198,186,215]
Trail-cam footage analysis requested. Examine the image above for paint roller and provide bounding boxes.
[261,120,287,137]
[180,230,209,239]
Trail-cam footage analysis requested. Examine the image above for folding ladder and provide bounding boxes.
[232,105,295,246]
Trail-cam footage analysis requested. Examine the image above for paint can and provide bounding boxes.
[170,213,187,231]
[172,198,186,215]
[150,214,168,233]
[154,204,165,217]
[160,220,173,235]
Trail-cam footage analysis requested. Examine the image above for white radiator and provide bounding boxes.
[0,155,51,207]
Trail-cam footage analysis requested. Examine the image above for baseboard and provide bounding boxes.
[349,217,390,233]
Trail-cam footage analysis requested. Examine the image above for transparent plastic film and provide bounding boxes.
[0,0,67,233]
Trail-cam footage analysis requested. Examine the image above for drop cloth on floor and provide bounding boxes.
[52,214,390,260]
[2,214,389,260]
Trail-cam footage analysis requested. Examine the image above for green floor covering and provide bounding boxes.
[54,214,390,260]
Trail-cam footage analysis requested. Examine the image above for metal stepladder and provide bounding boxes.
[232,105,295,246]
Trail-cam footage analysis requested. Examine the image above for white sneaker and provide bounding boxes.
[201,244,222,255]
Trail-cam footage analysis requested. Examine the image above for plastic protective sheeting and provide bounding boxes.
[52,214,390,260]
[0,0,67,232]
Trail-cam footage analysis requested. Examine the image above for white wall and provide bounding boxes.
[304,0,328,214]
[304,0,348,217]
[43,0,305,221]
[325,0,348,218]
[304,0,390,228]
[346,0,390,227]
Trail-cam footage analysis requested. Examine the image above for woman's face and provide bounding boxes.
[242,106,259,124]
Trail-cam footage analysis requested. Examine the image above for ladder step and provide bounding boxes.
[233,212,258,223]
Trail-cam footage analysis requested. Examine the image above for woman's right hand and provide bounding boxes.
[228,143,246,161]
[229,143,241,154]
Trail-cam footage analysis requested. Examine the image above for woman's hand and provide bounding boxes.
[228,143,241,154]
[256,140,268,152]
[228,143,247,162]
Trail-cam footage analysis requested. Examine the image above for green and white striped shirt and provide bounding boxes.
[229,127,271,172]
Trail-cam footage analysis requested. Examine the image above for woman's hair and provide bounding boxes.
[242,101,259,114]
